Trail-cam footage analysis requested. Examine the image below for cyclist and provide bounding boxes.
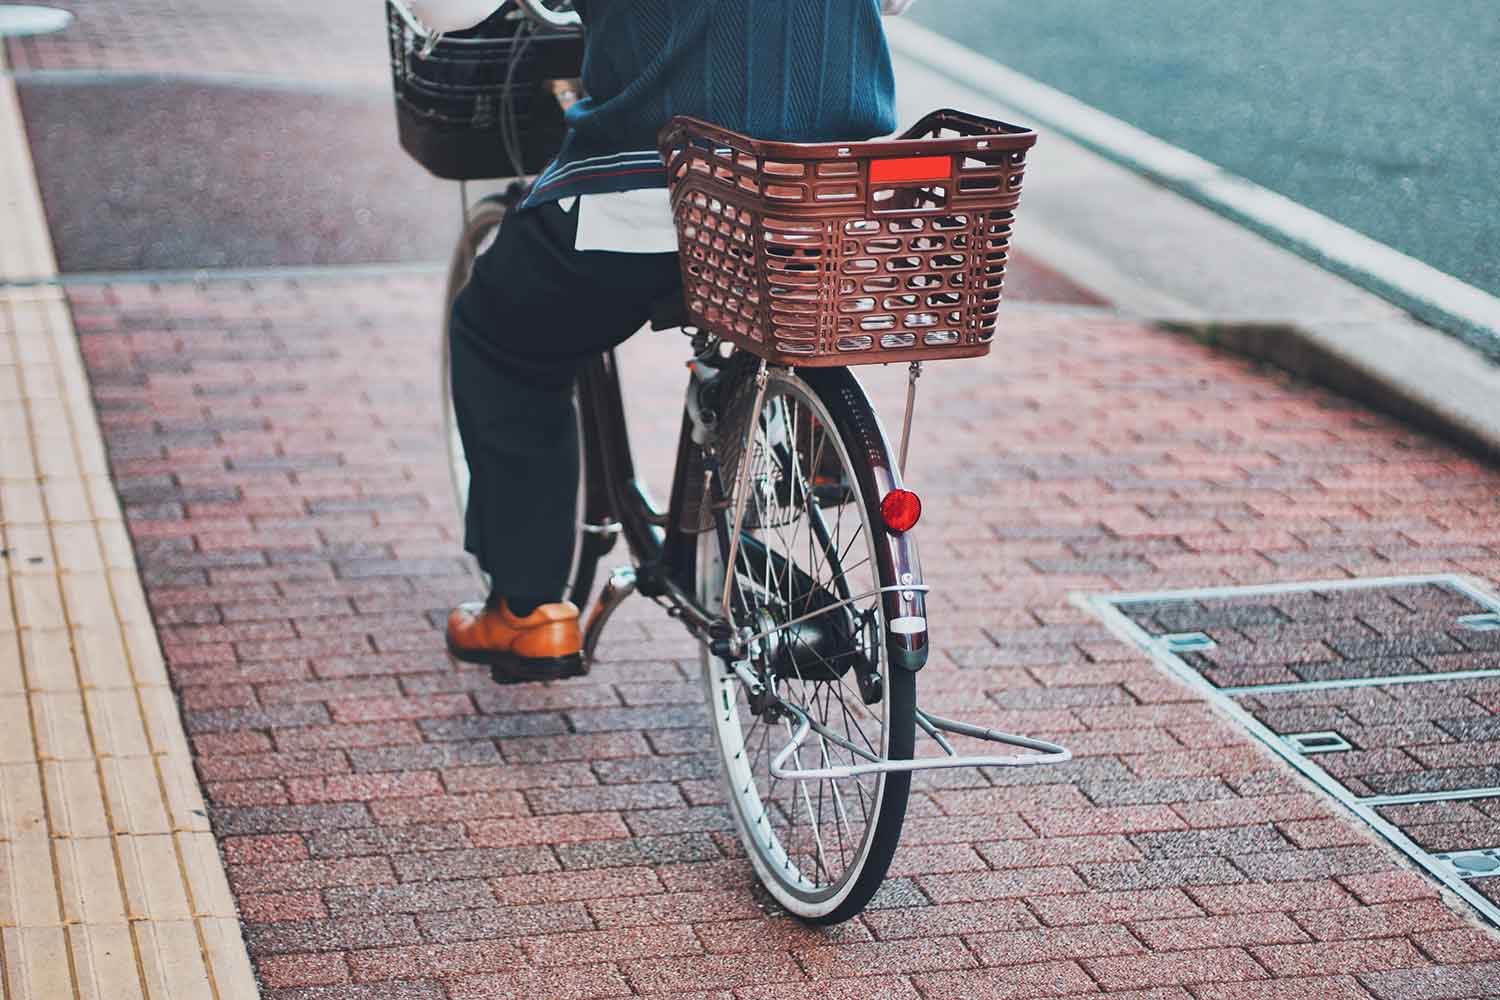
[436,0,917,681]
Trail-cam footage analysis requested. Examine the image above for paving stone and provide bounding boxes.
[1080,776,1237,806]
[862,900,1034,941]
[305,824,470,859]
[1190,977,1381,1000]
[1077,857,1246,891]
[1360,962,1500,1000]
[245,914,421,954]
[554,834,723,870]
[864,877,931,911]
[1252,937,1428,976]
[393,851,564,881]
[1133,912,1309,951]
[1232,845,1396,882]
[1084,946,1269,990]
[910,960,1099,1000]
[622,951,805,994]
[214,803,371,836]
[1293,899,1469,940]
[916,866,1085,903]
[324,879,498,916]
[733,975,918,1000]
[966,923,1144,967]
[1131,825,1293,859]
[520,924,703,967]
[566,705,708,733]
[347,741,502,773]
[1027,888,1205,927]
[445,963,632,1000]
[416,714,569,742]
[489,866,662,906]
[415,902,594,943]
[262,983,444,1000]
[524,782,687,815]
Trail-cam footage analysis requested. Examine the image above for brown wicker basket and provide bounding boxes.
[658,109,1037,367]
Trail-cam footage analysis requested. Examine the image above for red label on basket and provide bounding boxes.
[869,155,951,184]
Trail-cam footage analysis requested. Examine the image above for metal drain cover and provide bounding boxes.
[1088,575,1500,929]
[1160,631,1216,653]
[0,5,74,37]
[1285,731,1353,754]
[1447,852,1500,876]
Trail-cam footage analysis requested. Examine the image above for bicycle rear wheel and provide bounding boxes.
[441,190,604,606]
[697,365,915,924]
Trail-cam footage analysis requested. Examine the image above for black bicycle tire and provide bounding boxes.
[702,364,915,926]
[799,366,915,926]
[442,192,604,610]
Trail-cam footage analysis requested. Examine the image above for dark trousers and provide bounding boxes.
[449,200,680,599]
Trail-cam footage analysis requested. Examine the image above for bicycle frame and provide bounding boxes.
[574,344,720,641]
[570,343,1072,778]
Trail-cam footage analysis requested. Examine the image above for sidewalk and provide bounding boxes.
[7,5,1500,999]
[61,272,1500,999]
[0,45,257,1000]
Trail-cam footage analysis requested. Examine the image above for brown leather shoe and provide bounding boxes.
[446,600,585,684]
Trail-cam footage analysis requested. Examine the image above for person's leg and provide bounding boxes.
[447,199,679,663]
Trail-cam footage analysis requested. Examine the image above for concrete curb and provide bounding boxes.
[1164,319,1500,465]
[887,20,1500,465]
[887,20,1500,360]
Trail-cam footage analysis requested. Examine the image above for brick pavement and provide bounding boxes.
[65,272,1500,998]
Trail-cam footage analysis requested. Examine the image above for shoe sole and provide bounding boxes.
[446,641,586,684]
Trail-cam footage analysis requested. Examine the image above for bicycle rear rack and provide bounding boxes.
[586,569,1072,779]
[771,701,1070,781]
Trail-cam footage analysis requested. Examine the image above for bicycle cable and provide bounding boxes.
[498,13,537,180]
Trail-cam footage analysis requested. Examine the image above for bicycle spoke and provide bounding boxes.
[699,372,901,914]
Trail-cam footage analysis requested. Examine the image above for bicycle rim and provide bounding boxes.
[697,368,913,923]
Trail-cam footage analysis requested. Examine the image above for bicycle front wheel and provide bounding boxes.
[441,191,603,606]
[697,365,916,925]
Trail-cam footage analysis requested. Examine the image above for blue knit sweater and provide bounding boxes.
[519,1,898,209]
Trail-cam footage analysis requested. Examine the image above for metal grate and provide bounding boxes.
[1437,849,1500,879]
[1085,574,1500,929]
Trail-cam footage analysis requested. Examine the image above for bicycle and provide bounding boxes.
[391,0,1071,924]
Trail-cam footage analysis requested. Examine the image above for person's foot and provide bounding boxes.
[445,599,585,683]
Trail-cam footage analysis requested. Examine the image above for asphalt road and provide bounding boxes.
[18,76,456,271]
[911,1,1500,298]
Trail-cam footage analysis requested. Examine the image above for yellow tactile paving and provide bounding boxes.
[136,920,217,999]
[2,926,73,1000]
[0,696,35,763]
[0,44,261,1000]
[69,923,147,1000]
[54,837,129,924]
[41,760,111,838]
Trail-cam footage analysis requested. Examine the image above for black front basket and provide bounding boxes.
[386,1,583,180]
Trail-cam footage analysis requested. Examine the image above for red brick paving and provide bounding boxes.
[67,274,1500,999]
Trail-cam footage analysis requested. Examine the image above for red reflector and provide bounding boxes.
[880,489,922,534]
[869,155,951,184]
